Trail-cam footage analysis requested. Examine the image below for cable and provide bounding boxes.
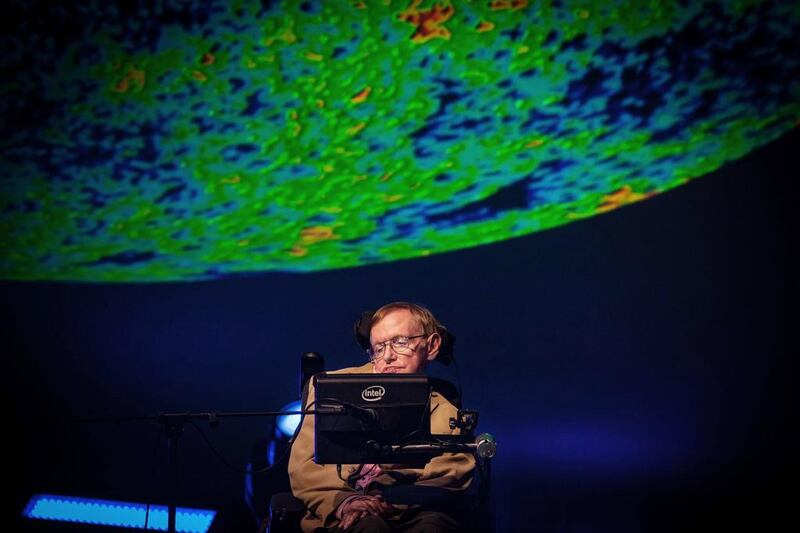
[186,399,330,476]
[227,399,324,473]
[187,420,292,475]
[397,392,433,442]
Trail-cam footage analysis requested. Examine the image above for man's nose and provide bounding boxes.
[383,344,400,360]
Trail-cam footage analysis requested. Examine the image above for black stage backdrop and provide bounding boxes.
[4,130,790,531]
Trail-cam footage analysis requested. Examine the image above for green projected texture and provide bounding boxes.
[1,0,798,281]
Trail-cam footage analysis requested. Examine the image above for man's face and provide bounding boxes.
[370,309,439,374]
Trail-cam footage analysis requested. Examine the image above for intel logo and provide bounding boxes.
[361,385,385,402]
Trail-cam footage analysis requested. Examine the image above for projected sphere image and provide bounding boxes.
[1,0,798,281]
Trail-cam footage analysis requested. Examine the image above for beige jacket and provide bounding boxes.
[288,363,475,532]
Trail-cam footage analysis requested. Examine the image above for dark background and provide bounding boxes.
[5,129,790,531]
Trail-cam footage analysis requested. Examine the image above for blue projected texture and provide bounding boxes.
[1,0,798,281]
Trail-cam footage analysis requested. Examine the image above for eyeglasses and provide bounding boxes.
[367,334,428,362]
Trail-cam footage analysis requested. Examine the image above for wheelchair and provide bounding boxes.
[256,366,495,533]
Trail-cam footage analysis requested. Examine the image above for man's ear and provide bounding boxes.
[426,332,441,361]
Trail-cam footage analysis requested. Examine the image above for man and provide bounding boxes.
[288,302,475,532]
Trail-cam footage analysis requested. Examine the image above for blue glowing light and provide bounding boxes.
[22,493,216,532]
[276,400,303,438]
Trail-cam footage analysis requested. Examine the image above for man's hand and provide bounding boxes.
[337,495,391,530]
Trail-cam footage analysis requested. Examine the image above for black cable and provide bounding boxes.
[186,420,292,475]
[396,391,433,442]
[289,398,316,441]
[187,398,331,475]
[306,400,364,486]
[186,398,331,475]
[252,439,294,475]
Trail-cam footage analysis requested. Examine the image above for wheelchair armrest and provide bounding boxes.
[267,492,305,533]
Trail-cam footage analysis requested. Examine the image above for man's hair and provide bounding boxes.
[370,301,443,336]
